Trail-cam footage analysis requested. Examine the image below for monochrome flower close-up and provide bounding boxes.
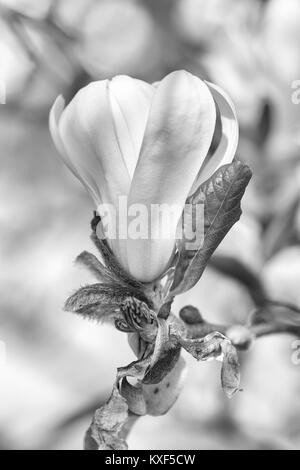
[3,0,300,452]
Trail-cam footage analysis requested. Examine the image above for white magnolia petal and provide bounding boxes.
[57,81,132,269]
[49,95,67,161]
[109,76,154,179]
[58,80,131,209]
[127,70,216,282]
[49,95,101,204]
[190,82,239,193]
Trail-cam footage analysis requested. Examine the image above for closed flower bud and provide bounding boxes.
[49,70,238,282]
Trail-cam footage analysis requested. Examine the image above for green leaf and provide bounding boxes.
[170,161,252,295]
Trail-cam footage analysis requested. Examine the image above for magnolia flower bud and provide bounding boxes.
[49,70,238,282]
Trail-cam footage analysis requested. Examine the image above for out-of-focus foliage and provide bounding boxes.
[1,0,300,450]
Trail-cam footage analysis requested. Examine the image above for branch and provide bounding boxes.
[179,300,300,350]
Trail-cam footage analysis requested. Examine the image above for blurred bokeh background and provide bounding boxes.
[1,0,300,450]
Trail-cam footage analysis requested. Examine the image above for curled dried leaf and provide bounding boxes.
[117,353,152,382]
[142,346,181,385]
[149,318,169,369]
[118,319,180,385]
[176,331,226,361]
[221,340,241,398]
[120,378,147,416]
[85,385,128,450]
[172,325,241,398]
